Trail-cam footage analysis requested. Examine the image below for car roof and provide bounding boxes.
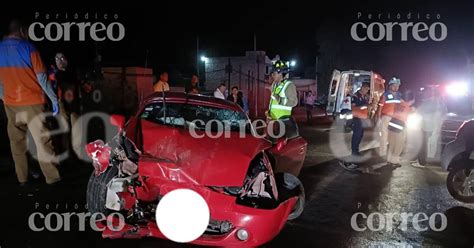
[141,91,242,112]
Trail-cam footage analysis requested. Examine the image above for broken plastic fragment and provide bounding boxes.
[85,140,112,176]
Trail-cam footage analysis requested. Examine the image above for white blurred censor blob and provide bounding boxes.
[155,189,210,243]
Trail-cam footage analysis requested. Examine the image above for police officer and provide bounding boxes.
[266,60,298,138]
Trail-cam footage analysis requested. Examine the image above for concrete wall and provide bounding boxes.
[98,67,154,116]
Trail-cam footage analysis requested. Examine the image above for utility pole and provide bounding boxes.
[254,34,257,52]
[225,58,232,91]
[315,55,319,82]
[256,53,260,118]
[196,36,200,77]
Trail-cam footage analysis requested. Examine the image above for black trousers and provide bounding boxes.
[305,104,313,123]
[351,117,364,155]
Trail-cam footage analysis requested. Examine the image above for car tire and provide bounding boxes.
[446,162,474,203]
[287,188,305,221]
[86,164,118,214]
[275,173,305,220]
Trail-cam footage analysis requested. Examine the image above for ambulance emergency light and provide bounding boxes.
[445,82,469,97]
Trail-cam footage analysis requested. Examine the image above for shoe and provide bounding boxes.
[374,163,395,172]
[347,163,359,170]
[46,179,64,187]
[17,182,38,196]
[338,160,359,171]
[362,166,381,175]
[391,163,402,169]
[41,179,66,195]
[352,152,362,157]
[410,161,426,168]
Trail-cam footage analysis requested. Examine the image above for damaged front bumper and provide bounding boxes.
[100,183,297,247]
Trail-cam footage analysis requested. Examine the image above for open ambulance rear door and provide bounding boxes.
[326,69,341,116]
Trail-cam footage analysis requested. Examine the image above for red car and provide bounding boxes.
[86,92,307,247]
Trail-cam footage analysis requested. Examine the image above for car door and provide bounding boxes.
[326,69,341,116]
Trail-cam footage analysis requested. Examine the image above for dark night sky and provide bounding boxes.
[1,0,474,90]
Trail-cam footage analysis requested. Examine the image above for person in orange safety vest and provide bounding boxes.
[386,91,414,168]
[377,77,403,160]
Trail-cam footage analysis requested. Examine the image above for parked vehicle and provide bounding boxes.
[442,119,474,203]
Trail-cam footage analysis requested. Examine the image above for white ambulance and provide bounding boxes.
[326,69,386,125]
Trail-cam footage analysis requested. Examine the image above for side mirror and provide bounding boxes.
[110,114,126,129]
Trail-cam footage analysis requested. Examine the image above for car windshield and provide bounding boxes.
[140,102,250,132]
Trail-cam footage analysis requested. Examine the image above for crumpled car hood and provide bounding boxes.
[138,119,272,186]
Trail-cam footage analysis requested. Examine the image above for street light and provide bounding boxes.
[290,60,296,67]
[201,56,209,63]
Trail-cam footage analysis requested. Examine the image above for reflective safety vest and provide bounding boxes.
[352,91,369,119]
[268,80,293,120]
[379,91,402,117]
[353,105,368,119]
[388,101,412,133]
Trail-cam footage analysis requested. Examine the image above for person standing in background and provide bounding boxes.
[49,52,82,161]
[227,86,244,109]
[411,89,447,168]
[153,71,170,92]
[186,74,200,94]
[214,83,226,99]
[305,91,316,124]
[238,91,249,115]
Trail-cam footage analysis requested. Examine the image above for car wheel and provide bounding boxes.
[86,164,118,214]
[275,173,305,220]
[287,187,305,220]
[447,162,474,203]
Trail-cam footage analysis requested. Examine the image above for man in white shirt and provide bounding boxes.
[153,71,170,92]
[411,89,447,168]
[213,83,226,99]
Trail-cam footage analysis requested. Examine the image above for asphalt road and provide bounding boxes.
[270,124,474,248]
[0,122,473,248]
